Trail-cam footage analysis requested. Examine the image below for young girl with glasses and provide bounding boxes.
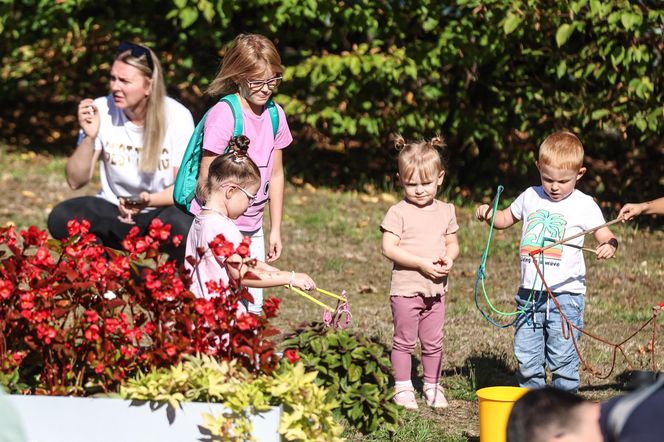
[191,33,292,315]
[380,136,460,410]
[185,135,315,301]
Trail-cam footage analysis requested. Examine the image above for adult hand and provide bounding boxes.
[266,230,282,262]
[618,203,646,221]
[78,98,100,139]
[118,192,150,224]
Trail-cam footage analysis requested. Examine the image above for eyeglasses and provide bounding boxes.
[223,184,257,205]
[118,41,154,72]
[245,76,282,91]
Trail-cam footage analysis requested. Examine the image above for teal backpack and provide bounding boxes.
[173,93,279,213]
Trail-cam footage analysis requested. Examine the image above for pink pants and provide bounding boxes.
[390,294,446,384]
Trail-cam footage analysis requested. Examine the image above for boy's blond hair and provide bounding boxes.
[395,135,446,182]
[538,131,584,171]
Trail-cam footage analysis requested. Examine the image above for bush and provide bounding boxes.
[121,354,344,441]
[282,321,400,435]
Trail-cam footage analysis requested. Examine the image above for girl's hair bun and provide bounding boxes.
[226,135,251,162]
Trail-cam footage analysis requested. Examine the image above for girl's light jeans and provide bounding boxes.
[241,227,265,315]
[514,288,585,393]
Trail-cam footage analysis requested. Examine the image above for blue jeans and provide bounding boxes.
[513,288,584,392]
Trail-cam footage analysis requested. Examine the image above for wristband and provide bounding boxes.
[289,271,295,287]
[602,238,619,250]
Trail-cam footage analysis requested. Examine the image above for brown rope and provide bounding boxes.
[530,256,659,379]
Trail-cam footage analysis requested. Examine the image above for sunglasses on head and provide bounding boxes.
[118,41,154,72]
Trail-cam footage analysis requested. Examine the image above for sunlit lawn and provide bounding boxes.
[1,145,663,441]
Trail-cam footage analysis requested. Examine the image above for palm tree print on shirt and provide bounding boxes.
[520,210,567,260]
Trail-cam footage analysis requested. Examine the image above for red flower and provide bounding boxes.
[84,324,100,341]
[94,363,105,374]
[84,310,99,323]
[0,279,14,300]
[36,324,57,344]
[20,225,48,247]
[104,318,121,334]
[164,343,177,357]
[66,218,91,236]
[209,235,234,258]
[236,237,252,257]
[120,345,138,358]
[148,218,171,241]
[284,349,300,364]
[236,313,258,331]
[172,234,183,248]
[34,246,55,266]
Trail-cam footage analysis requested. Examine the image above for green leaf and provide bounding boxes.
[179,6,198,28]
[503,13,522,35]
[556,24,575,47]
[591,109,610,120]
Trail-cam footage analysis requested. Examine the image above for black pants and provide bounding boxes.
[47,196,193,264]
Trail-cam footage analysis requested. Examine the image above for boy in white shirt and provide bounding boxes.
[476,131,618,392]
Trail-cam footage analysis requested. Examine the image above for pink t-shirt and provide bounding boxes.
[185,211,243,299]
[380,199,460,297]
[190,98,293,232]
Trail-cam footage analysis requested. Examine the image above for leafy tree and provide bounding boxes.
[1,0,661,202]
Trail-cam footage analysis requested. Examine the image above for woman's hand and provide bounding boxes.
[118,192,150,224]
[78,99,100,139]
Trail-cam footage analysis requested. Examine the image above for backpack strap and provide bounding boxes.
[221,94,243,140]
[266,99,279,138]
[607,375,664,441]
[173,94,241,213]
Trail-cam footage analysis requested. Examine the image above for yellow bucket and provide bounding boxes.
[477,386,528,442]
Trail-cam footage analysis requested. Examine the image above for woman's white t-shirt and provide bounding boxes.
[85,94,194,206]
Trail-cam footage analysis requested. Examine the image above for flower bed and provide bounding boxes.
[0,220,342,440]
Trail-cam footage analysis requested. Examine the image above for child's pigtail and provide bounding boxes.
[393,134,406,152]
[430,135,446,151]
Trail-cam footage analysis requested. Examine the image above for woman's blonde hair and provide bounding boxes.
[206,34,283,97]
[538,131,584,171]
[395,135,446,182]
[116,44,166,173]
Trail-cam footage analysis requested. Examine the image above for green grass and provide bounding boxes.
[2,144,663,440]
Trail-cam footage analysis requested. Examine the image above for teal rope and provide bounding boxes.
[474,185,533,328]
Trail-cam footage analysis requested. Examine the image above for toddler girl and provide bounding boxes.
[185,136,314,302]
[380,136,460,409]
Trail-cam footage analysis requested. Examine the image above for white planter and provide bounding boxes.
[6,395,281,442]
